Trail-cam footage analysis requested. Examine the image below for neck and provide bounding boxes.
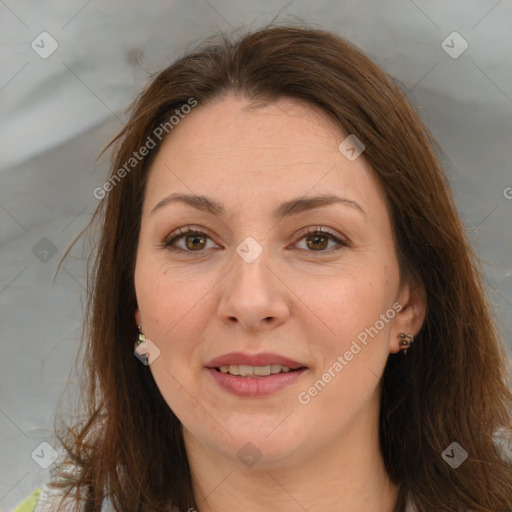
[184,403,400,512]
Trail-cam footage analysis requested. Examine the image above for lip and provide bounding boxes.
[206,367,307,397]
[205,351,308,398]
[205,352,306,370]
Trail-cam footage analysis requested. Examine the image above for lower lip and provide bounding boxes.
[206,368,307,397]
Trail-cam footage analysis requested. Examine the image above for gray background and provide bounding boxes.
[1,1,511,510]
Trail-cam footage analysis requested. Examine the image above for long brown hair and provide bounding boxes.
[50,23,512,512]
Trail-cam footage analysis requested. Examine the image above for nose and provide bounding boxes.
[217,243,290,332]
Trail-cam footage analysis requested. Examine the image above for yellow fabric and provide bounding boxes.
[13,487,42,512]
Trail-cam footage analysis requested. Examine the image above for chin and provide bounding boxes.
[204,419,310,468]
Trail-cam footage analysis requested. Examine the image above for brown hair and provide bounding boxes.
[51,22,512,512]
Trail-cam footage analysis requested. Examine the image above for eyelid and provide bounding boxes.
[160,226,219,252]
[291,226,350,252]
[161,225,349,254]
[294,225,347,243]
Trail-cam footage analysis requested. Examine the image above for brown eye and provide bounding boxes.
[163,228,217,253]
[295,228,349,253]
[162,226,349,255]
[305,232,329,251]
[184,233,207,250]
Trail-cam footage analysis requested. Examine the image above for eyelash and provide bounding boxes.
[160,226,349,255]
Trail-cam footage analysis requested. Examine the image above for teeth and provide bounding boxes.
[218,364,293,376]
[254,365,270,376]
[229,364,240,376]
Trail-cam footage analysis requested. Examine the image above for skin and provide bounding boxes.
[134,94,426,512]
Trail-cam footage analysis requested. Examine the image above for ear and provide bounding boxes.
[389,276,426,354]
[135,307,141,328]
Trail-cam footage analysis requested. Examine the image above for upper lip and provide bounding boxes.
[205,352,307,370]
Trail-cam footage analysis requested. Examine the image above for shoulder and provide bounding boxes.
[13,484,116,512]
[13,487,42,512]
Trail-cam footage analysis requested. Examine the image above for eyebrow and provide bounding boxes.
[150,192,366,219]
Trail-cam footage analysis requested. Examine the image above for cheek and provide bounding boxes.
[299,278,393,414]
[297,269,392,338]
[134,257,215,357]
[303,271,396,397]
[136,252,193,318]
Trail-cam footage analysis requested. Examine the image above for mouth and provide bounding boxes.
[211,364,306,377]
[204,352,308,397]
[205,351,307,371]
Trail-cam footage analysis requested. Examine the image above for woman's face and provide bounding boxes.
[134,94,424,468]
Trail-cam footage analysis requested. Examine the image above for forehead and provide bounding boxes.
[155,94,345,162]
[143,94,385,218]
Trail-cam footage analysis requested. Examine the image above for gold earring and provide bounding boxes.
[135,324,145,347]
[398,333,414,355]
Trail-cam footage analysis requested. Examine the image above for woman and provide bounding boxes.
[14,23,512,512]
